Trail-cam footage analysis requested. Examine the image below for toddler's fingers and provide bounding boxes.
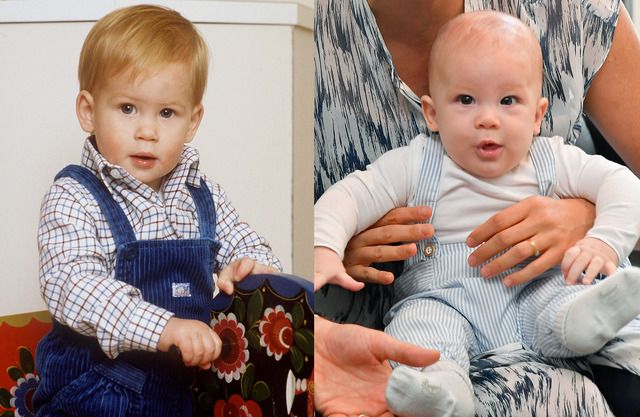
[581,256,605,285]
[217,263,242,294]
[205,328,222,361]
[198,328,222,369]
[186,333,206,367]
[217,258,255,294]
[251,263,278,275]
[178,341,195,366]
[565,250,592,285]
[561,246,580,276]
[212,328,223,359]
[232,258,256,279]
[603,261,617,277]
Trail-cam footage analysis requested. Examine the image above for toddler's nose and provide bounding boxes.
[135,117,158,141]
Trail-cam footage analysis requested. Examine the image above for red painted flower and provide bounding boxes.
[214,394,262,417]
[211,313,249,383]
[259,306,293,360]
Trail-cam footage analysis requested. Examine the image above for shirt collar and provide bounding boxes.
[80,137,203,195]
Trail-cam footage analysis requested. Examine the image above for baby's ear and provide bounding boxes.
[533,97,549,135]
[76,91,96,134]
[421,95,439,132]
[185,103,204,144]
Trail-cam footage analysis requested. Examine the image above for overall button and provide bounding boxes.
[123,247,137,261]
[424,244,435,257]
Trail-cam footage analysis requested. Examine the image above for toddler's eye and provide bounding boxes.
[457,95,474,105]
[160,109,174,118]
[501,96,516,105]
[121,104,136,114]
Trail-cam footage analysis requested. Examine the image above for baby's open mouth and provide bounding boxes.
[480,142,501,151]
[477,141,503,158]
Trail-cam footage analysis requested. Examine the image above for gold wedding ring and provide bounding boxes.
[528,239,540,257]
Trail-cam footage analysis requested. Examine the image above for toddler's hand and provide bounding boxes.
[217,258,278,295]
[158,317,222,369]
[561,237,618,285]
[315,246,365,292]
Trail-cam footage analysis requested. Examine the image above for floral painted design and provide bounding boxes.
[259,306,293,360]
[0,347,39,417]
[213,394,261,417]
[193,276,314,417]
[10,374,39,417]
[211,313,249,383]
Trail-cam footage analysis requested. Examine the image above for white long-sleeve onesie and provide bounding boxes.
[315,135,640,268]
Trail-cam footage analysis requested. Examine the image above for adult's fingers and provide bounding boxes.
[344,265,395,285]
[502,245,565,286]
[468,221,539,268]
[349,223,434,249]
[370,206,432,228]
[373,332,440,368]
[345,241,417,267]
[477,237,548,279]
[467,198,532,250]
[344,243,416,283]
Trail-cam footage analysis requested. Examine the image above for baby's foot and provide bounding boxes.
[386,362,474,417]
[555,267,640,355]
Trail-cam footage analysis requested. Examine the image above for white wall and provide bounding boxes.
[631,0,640,32]
[0,1,313,315]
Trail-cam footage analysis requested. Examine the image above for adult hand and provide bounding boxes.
[466,196,595,287]
[314,316,439,417]
[343,206,433,284]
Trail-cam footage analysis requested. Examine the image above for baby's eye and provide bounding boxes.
[160,109,174,118]
[457,95,475,105]
[500,96,516,105]
[121,104,136,115]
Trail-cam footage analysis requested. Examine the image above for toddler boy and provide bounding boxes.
[34,5,281,416]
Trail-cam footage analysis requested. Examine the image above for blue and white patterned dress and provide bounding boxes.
[315,0,640,414]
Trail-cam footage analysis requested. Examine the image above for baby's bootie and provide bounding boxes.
[386,361,475,417]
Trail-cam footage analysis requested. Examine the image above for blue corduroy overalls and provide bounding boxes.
[34,165,221,417]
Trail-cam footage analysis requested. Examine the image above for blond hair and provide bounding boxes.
[78,5,209,104]
[428,11,543,89]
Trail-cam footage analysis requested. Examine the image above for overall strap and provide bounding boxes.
[529,136,558,197]
[405,133,446,269]
[186,178,217,240]
[55,165,137,247]
[413,133,447,213]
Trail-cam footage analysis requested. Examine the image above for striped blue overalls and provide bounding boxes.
[34,165,221,417]
[384,134,591,372]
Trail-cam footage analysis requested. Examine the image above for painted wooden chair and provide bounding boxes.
[0,273,313,417]
[193,273,314,417]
